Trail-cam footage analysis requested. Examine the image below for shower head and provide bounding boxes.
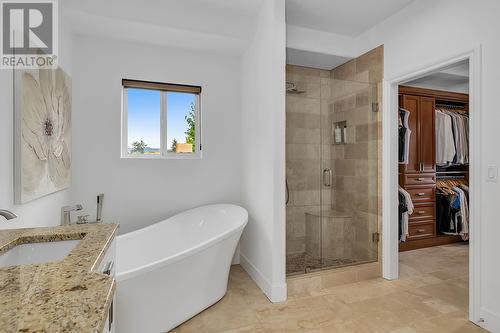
[286,82,306,94]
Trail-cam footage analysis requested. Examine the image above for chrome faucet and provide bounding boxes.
[61,204,83,225]
[0,210,17,220]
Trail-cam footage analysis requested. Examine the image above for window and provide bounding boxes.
[121,79,202,158]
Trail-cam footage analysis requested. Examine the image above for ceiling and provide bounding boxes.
[64,0,415,43]
[404,60,470,93]
[287,48,351,70]
[286,0,414,37]
[62,0,416,60]
[62,0,263,40]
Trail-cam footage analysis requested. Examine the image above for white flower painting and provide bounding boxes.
[15,68,72,203]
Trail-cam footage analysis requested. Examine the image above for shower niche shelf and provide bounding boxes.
[332,120,355,145]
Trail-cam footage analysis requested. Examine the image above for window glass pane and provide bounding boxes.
[167,92,196,153]
[127,88,161,155]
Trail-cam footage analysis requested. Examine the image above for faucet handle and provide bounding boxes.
[62,204,83,212]
[76,214,90,224]
[0,209,17,221]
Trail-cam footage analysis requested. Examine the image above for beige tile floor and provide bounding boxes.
[172,243,485,332]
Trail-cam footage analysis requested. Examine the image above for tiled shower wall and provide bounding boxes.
[330,46,383,261]
[286,46,383,262]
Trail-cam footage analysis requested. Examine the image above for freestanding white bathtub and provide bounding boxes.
[115,204,248,333]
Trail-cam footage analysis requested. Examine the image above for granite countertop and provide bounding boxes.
[0,223,119,333]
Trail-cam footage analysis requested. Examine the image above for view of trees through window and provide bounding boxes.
[127,88,197,155]
[168,98,196,153]
[127,88,160,154]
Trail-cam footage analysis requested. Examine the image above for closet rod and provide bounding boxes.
[435,103,467,109]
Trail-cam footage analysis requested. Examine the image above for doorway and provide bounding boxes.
[382,47,482,326]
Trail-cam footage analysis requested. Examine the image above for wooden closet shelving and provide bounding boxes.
[398,86,469,252]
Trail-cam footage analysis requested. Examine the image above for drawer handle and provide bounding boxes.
[103,261,114,276]
[415,178,425,181]
[416,193,426,196]
[417,229,426,233]
[417,211,425,214]
[109,301,114,331]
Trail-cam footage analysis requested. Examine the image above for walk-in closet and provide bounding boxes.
[398,60,470,252]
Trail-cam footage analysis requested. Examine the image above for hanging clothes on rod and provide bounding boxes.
[435,108,469,166]
[399,108,411,164]
[436,178,469,241]
[399,187,413,242]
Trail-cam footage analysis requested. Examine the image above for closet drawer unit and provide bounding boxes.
[406,186,435,204]
[409,205,435,221]
[403,173,436,185]
[408,222,435,240]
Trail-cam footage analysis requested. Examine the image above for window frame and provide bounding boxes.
[121,79,202,159]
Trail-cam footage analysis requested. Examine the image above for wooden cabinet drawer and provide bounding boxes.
[406,186,435,204]
[409,205,435,221]
[408,222,435,240]
[403,173,436,185]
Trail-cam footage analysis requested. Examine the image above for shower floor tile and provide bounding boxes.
[286,252,357,275]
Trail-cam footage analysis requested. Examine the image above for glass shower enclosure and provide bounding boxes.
[286,65,380,276]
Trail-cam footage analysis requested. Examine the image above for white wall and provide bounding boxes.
[353,0,500,330]
[240,0,287,302]
[286,25,356,58]
[0,12,73,229]
[71,36,242,234]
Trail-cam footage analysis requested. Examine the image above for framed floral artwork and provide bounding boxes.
[14,67,72,203]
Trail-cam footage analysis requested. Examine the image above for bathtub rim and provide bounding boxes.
[116,204,248,282]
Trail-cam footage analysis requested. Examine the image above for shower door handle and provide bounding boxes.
[323,169,333,187]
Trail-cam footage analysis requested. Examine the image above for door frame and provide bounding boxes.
[381,45,482,324]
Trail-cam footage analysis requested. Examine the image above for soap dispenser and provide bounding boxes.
[334,125,342,144]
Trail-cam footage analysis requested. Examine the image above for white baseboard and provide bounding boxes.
[479,308,500,332]
[231,245,240,265]
[239,253,287,303]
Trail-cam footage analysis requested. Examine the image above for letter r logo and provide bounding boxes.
[2,1,55,55]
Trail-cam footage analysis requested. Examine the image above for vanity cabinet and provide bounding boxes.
[99,238,116,333]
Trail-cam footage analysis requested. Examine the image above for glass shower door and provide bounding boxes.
[285,66,325,275]
[285,65,380,275]
[319,78,380,269]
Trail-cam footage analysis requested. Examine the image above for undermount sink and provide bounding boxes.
[0,239,80,268]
